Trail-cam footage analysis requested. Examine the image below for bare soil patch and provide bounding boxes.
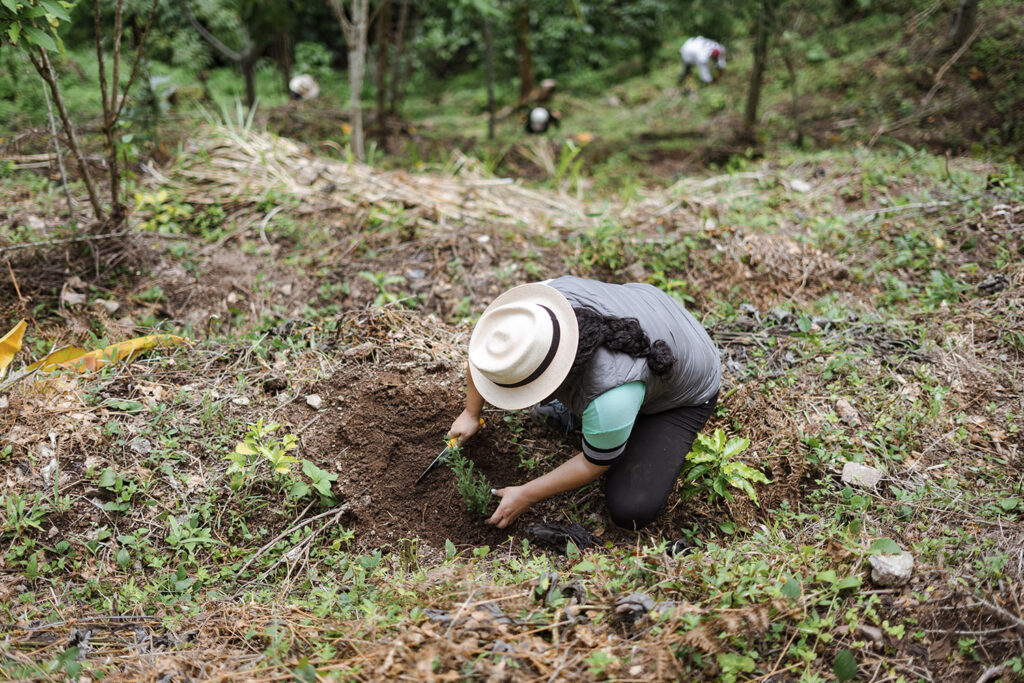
[281,355,578,552]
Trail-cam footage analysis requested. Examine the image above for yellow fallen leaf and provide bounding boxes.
[0,319,27,379]
[341,122,352,135]
[29,334,191,373]
[25,346,88,372]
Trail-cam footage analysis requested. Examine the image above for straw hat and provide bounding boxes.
[469,283,579,410]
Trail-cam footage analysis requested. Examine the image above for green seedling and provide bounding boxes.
[445,442,493,516]
[682,429,770,505]
[226,419,300,490]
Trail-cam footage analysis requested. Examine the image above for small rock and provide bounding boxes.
[231,396,250,406]
[92,299,120,314]
[40,458,58,483]
[766,308,794,325]
[129,437,153,456]
[0,396,7,411]
[344,341,376,359]
[790,178,812,193]
[739,303,761,319]
[869,552,914,587]
[835,398,860,426]
[306,394,323,409]
[280,283,293,296]
[977,274,1008,295]
[614,593,655,624]
[605,95,622,107]
[226,291,239,304]
[857,624,884,645]
[61,290,87,306]
[842,462,882,488]
[406,268,426,280]
[811,316,833,330]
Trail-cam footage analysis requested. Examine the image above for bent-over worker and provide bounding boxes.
[447,277,722,531]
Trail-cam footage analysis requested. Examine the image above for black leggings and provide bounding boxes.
[604,393,718,531]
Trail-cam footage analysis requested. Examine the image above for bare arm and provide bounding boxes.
[447,361,485,443]
[487,453,608,528]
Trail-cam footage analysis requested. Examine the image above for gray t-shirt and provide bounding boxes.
[547,277,721,417]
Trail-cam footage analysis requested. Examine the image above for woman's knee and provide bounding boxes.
[607,497,663,531]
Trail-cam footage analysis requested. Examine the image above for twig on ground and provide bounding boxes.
[974,664,1008,683]
[0,231,131,254]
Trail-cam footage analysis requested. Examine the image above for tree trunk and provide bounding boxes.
[782,50,802,147]
[243,57,257,109]
[515,1,534,101]
[387,0,408,115]
[947,0,979,50]
[30,49,104,221]
[330,0,370,160]
[484,16,496,141]
[375,0,390,146]
[743,0,771,135]
[349,43,366,159]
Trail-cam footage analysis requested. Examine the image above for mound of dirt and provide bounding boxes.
[283,355,567,551]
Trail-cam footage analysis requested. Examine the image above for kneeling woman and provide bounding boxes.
[447,277,721,530]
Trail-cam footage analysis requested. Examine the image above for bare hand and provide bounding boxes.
[486,485,534,529]
[447,409,482,444]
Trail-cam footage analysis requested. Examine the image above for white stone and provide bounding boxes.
[842,462,882,488]
[130,437,153,456]
[306,394,323,409]
[790,178,812,193]
[869,552,914,587]
[836,398,860,425]
[92,299,120,314]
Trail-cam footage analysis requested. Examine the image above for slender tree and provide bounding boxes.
[329,0,372,160]
[514,0,534,101]
[93,0,160,223]
[387,0,409,115]
[946,0,979,50]
[179,0,263,108]
[743,0,774,136]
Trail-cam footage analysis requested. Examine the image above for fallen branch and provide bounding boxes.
[923,23,983,106]
[976,594,1024,631]
[0,231,130,254]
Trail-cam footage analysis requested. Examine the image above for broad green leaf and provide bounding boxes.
[834,649,857,681]
[39,0,70,21]
[781,576,801,598]
[716,652,755,673]
[722,436,750,459]
[998,497,1020,511]
[836,575,862,590]
[1,0,18,14]
[868,538,903,555]
[444,539,456,558]
[572,560,596,573]
[98,468,117,488]
[235,442,256,456]
[7,22,20,44]
[22,25,56,51]
[815,569,838,585]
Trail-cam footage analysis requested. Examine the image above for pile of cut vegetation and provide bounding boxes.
[146,124,605,234]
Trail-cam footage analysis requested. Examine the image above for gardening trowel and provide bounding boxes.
[415,417,484,485]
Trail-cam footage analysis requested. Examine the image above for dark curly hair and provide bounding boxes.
[568,306,675,378]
